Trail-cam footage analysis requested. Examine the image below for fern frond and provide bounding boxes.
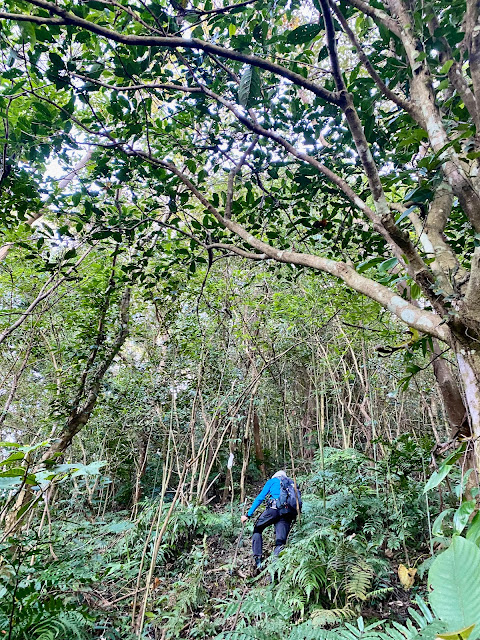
[345,560,373,602]
[362,587,393,601]
[310,606,353,627]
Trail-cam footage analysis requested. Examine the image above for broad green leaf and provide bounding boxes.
[70,460,107,477]
[104,521,135,533]
[444,444,467,466]
[0,451,24,464]
[357,257,383,273]
[238,66,262,108]
[286,24,322,45]
[429,536,480,629]
[0,467,25,478]
[378,257,398,273]
[424,464,454,492]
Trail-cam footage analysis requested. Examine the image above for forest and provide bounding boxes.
[1,0,480,636]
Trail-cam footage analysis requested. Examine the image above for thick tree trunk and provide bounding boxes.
[450,331,480,476]
[432,341,469,438]
[455,344,480,436]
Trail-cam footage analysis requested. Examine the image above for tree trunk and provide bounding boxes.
[2,289,130,536]
[132,429,151,518]
[432,341,469,438]
[455,342,480,437]
[450,331,480,477]
[252,411,266,479]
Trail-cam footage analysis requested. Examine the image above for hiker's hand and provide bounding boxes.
[241,515,248,523]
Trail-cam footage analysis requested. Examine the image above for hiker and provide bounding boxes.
[241,470,301,569]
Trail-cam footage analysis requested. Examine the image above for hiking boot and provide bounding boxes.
[254,556,262,569]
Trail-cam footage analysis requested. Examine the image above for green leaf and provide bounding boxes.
[424,463,454,492]
[357,257,383,273]
[286,24,322,45]
[378,257,398,273]
[70,460,107,477]
[429,536,480,629]
[443,444,467,466]
[404,186,432,203]
[453,501,477,535]
[436,624,475,640]
[238,65,262,108]
[440,60,454,74]
[432,509,454,537]
[104,521,135,533]
[0,467,25,478]
[64,249,77,260]
[466,512,480,545]
[395,204,418,224]
[49,52,64,69]
[0,452,24,465]
[229,23,237,36]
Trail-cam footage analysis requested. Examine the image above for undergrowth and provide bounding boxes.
[1,436,440,639]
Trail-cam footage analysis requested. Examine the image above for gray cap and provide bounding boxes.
[272,470,287,478]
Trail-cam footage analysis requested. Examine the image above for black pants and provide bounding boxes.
[252,507,295,559]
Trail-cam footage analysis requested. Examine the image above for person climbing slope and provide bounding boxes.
[241,470,302,569]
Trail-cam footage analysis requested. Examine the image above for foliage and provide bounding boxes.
[428,536,480,634]
[307,437,436,552]
[0,539,92,639]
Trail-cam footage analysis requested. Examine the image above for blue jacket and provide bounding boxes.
[247,477,281,517]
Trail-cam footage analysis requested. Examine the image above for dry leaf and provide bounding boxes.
[398,564,417,590]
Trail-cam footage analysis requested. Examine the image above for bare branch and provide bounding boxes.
[70,72,202,94]
[206,243,267,260]
[331,1,419,120]
[225,137,258,219]
[343,0,401,37]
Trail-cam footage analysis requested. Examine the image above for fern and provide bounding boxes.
[32,611,87,640]
[7,600,89,640]
[155,545,208,638]
[345,559,373,603]
[310,606,353,627]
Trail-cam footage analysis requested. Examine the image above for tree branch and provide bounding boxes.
[6,0,340,104]
[206,243,267,260]
[344,0,401,37]
[0,245,94,346]
[41,288,130,461]
[330,1,420,120]
[319,0,440,309]
[225,137,258,219]
[70,72,202,94]
[135,150,451,342]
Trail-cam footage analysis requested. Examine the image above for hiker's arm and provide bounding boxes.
[245,479,273,518]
